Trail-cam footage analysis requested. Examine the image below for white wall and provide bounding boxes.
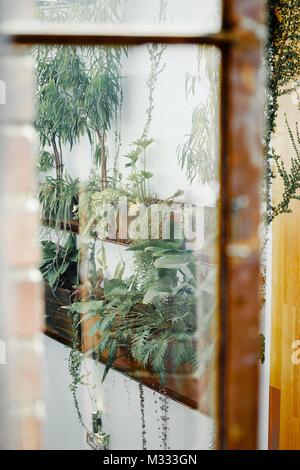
[43,336,214,450]
[43,336,85,450]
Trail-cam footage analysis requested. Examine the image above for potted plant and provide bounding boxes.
[40,234,79,343]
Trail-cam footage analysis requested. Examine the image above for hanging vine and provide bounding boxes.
[138,383,147,450]
[267,118,300,222]
[265,0,300,223]
[141,0,168,140]
[68,309,87,431]
[159,392,170,450]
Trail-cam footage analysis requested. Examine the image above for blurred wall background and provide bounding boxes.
[0,0,44,450]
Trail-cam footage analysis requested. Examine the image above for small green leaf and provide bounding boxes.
[70,300,104,314]
[88,320,102,337]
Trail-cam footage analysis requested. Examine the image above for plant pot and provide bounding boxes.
[44,282,75,345]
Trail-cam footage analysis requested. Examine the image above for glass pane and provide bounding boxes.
[35,40,221,450]
[34,0,222,34]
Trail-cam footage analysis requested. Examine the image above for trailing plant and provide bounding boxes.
[66,240,110,443]
[159,392,169,450]
[36,0,124,199]
[68,307,86,430]
[257,1,300,364]
[265,0,300,221]
[267,1,300,133]
[35,1,127,444]
[40,234,79,290]
[138,383,147,450]
[39,1,124,184]
[142,0,167,140]
[259,333,266,365]
[68,304,111,448]
[267,118,300,223]
[78,138,162,241]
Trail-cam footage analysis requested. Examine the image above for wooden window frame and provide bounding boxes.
[0,0,264,450]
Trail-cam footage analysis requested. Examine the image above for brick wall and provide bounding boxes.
[0,0,45,450]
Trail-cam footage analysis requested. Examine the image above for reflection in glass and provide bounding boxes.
[35,30,221,448]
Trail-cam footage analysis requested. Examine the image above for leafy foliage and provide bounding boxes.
[35,45,88,179]
[177,47,220,184]
[39,175,80,231]
[37,150,54,172]
[267,118,300,222]
[84,46,123,184]
[124,138,155,202]
[67,306,90,433]
[69,240,215,384]
[79,183,124,239]
[265,1,300,222]
[40,234,78,290]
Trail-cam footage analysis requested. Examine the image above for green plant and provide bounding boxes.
[177,47,220,184]
[139,383,147,450]
[68,308,86,429]
[257,1,300,365]
[39,175,80,230]
[40,234,79,290]
[267,118,300,223]
[267,1,300,131]
[34,45,88,179]
[67,240,109,438]
[80,186,124,238]
[142,0,167,140]
[69,239,215,385]
[124,138,155,202]
[265,1,300,221]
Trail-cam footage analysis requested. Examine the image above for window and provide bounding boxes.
[0,0,264,450]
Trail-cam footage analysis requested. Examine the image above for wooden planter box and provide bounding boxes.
[44,283,75,345]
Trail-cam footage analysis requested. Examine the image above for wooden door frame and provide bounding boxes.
[0,0,265,450]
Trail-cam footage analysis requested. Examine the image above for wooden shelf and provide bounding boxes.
[42,218,131,246]
[44,282,209,413]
